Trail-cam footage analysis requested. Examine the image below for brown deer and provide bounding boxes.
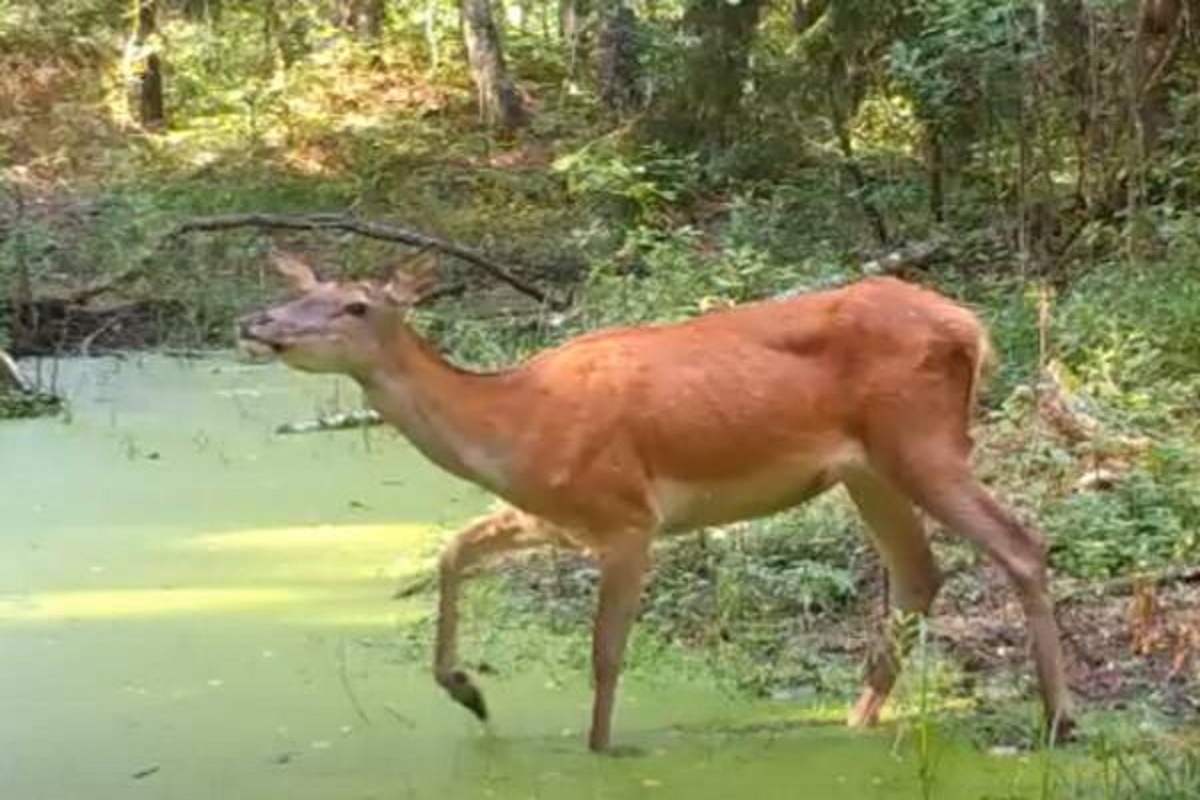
[239,250,1074,752]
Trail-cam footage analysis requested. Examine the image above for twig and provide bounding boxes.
[79,316,123,357]
[392,570,436,599]
[174,213,556,306]
[336,638,371,725]
[1060,566,1200,604]
[382,704,416,728]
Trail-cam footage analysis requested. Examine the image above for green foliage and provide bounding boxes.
[0,0,123,54]
[1044,448,1200,579]
[888,0,1030,132]
[0,390,63,420]
[1053,235,1200,431]
[554,140,700,225]
[1070,732,1200,800]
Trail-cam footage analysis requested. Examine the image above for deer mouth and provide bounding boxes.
[237,327,290,361]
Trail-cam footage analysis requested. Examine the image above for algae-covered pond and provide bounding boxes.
[1,356,1067,799]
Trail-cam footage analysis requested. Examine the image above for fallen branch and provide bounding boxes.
[275,409,384,435]
[1060,566,1200,604]
[859,238,945,277]
[62,264,146,305]
[0,348,32,393]
[175,213,555,306]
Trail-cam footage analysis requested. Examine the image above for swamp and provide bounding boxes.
[2,1,1199,798]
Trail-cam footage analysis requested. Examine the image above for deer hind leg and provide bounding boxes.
[879,443,1075,741]
[434,506,557,721]
[844,469,942,728]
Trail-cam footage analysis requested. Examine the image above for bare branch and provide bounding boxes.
[174,213,555,306]
[0,348,33,393]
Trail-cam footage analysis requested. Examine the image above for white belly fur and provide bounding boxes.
[651,446,865,533]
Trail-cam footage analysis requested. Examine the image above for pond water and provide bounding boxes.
[1,356,1059,799]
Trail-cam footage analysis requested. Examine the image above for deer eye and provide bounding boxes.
[343,301,369,317]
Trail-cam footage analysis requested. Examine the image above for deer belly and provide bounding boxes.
[652,462,841,534]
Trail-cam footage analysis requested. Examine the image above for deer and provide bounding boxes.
[238,249,1075,752]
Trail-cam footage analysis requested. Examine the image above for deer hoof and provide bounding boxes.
[441,669,488,722]
[847,687,885,728]
[1045,713,1077,746]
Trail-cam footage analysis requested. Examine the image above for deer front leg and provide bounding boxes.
[844,470,942,728]
[588,543,650,752]
[434,506,549,721]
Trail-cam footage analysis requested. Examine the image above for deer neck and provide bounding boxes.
[356,324,517,493]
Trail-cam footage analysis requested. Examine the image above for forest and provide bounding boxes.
[1,1,1198,798]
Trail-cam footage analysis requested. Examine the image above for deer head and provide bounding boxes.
[238,248,439,376]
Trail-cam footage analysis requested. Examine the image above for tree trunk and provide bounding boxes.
[130,0,165,129]
[827,56,888,246]
[596,2,640,112]
[339,0,385,40]
[461,0,527,130]
[1132,0,1184,157]
[672,0,764,145]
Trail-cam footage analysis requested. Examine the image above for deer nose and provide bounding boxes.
[239,311,273,339]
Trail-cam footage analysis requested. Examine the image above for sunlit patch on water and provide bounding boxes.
[0,586,302,623]
[181,522,431,555]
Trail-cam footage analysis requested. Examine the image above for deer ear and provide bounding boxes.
[268,250,319,293]
[383,248,439,306]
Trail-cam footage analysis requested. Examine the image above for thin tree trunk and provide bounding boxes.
[424,0,441,73]
[461,0,527,130]
[925,129,945,223]
[559,0,590,78]
[828,57,888,246]
[130,0,165,129]
[596,2,640,112]
[183,0,220,22]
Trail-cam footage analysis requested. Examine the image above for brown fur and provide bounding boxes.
[242,258,1073,751]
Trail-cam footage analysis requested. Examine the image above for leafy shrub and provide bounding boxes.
[1044,447,1200,579]
[553,140,700,225]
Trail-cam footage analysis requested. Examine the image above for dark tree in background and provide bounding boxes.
[596,2,641,113]
[461,0,527,130]
[129,0,165,129]
[671,0,765,145]
[338,0,385,41]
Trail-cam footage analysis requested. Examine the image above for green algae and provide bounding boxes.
[0,356,1067,799]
